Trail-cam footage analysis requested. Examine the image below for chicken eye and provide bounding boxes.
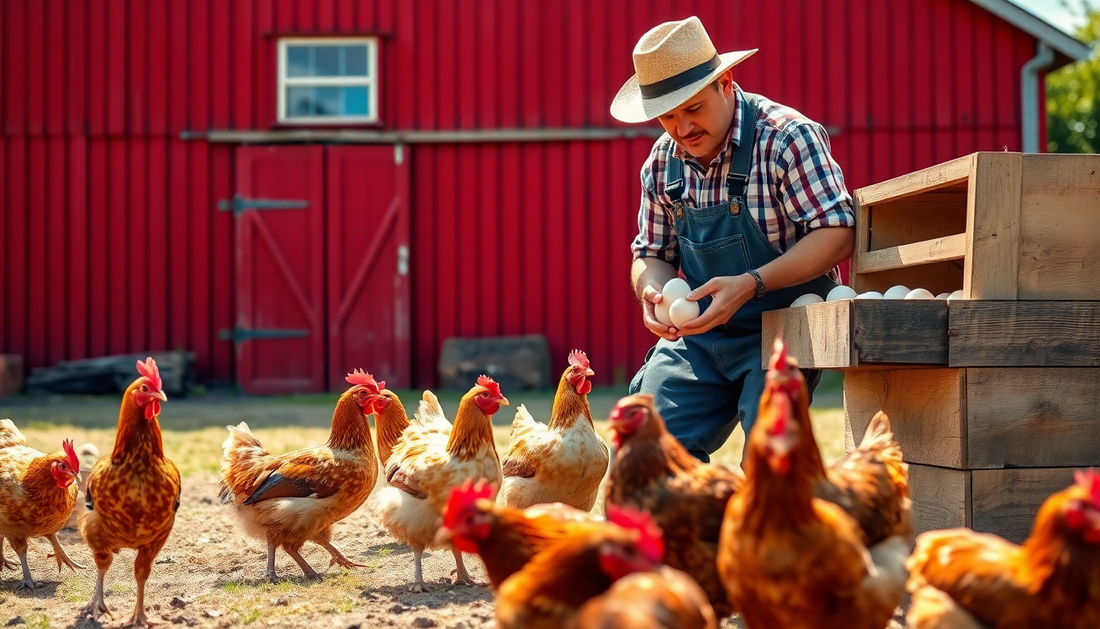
[141,384,148,392]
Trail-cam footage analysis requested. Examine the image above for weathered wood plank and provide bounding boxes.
[1018,154,1100,300]
[855,153,972,206]
[762,300,852,368]
[965,152,1022,299]
[853,234,966,275]
[949,301,1100,367]
[862,192,969,250]
[966,367,1100,468]
[852,300,949,364]
[845,369,966,469]
[971,468,1078,545]
[909,464,970,535]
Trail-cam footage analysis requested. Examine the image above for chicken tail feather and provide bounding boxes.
[0,419,28,450]
[218,422,272,505]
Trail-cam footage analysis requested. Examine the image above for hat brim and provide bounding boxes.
[610,49,759,123]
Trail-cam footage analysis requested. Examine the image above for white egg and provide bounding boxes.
[668,298,700,328]
[789,293,824,307]
[855,291,883,299]
[947,289,965,301]
[826,285,858,301]
[905,288,935,300]
[882,285,911,299]
[654,298,673,326]
[662,278,692,303]
[935,292,951,300]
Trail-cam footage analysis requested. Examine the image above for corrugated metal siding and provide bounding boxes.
[1,0,1044,390]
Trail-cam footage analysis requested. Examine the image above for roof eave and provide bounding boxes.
[968,0,1092,66]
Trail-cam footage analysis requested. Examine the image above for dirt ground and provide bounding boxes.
[0,378,902,628]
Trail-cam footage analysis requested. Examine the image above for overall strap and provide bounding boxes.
[665,140,686,202]
[726,92,761,202]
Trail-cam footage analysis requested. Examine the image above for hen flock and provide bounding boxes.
[1,344,1098,628]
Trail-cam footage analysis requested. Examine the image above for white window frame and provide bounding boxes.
[277,37,379,124]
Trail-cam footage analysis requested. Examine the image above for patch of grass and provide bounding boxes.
[221,581,243,595]
[106,582,130,595]
[59,574,91,604]
[325,596,355,614]
[376,547,393,557]
[236,608,262,625]
[23,614,51,629]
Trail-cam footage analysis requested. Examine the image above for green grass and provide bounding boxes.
[325,596,355,614]
[23,614,51,629]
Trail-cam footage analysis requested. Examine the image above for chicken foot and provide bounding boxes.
[450,546,482,587]
[45,533,87,572]
[265,544,279,581]
[125,541,167,628]
[316,540,368,570]
[80,561,115,622]
[283,545,320,580]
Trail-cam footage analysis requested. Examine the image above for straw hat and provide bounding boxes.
[611,16,758,123]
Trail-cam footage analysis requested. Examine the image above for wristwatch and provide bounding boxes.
[748,269,767,300]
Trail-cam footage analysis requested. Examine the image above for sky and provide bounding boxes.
[1008,0,1089,35]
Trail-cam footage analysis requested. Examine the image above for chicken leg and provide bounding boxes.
[0,536,18,570]
[6,536,43,589]
[316,539,368,570]
[81,550,115,621]
[450,546,482,586]
[125,539,168,628]
[283,543,320,579]
[46,533,86,572]
[409,544,426,592]
[265,543,278,581]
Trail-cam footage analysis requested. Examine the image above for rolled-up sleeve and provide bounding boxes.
[775,123,855,232]
[631,155,679,265]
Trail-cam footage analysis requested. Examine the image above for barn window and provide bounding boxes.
[277,38,378,124]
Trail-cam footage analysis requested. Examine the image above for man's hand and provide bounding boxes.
[677,274,756,335]
[640,284,681,341]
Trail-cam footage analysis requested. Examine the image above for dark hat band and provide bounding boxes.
[638,53,722,99]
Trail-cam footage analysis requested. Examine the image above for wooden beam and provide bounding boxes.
[853,234,966,274]
[971,468,1078,545]
[964,152,1022,299]
[855,153,973,206]
[966,367,1100,468]
[761,300,853,369]
[845,369,966,469]
[949,301,1100,367]
[908,464,970,535]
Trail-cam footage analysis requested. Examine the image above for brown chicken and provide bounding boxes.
[499,350,609,512]
[0,421,83,588]
[767,337,913,546]
[717,338,908,629]
[80,357,182,627]
[372,382,411,469]
[495,505,699,629]
[433,477,601,589]
[219,369,383,579]
[573,564,718,629]
[604,393,744,617]
[905,469,1100,629]
[371,376,507,591]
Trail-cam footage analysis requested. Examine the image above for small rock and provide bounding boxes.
[389,604,408,614]
[412,619,437,628]
[206,610,222,618]
[200,497,214,505]
[170,596,192,609]
[171,616,198,627]
[155,555,177,564]
[272,597,289,607]
[197,536,211,544]
[153,604,161,611]
[360,591,377,600]
[5,618,25,627]
[346,625,361,629]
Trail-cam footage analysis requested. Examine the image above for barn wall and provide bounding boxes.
[0,0,1043,390]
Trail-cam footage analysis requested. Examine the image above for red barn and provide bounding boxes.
[0,0,1088,393]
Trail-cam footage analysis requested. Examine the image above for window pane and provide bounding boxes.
[288,86,318,116]
[343,45,368,76]
[343,86,370,116]
[314,46,340,77]
[314,86,342,115]
[287,46,311,78]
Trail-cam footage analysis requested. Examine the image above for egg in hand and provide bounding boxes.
[655,278,692,326]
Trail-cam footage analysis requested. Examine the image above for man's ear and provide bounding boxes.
[718,70,735,94]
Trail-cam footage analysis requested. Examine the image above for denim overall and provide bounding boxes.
[628,93,837,462]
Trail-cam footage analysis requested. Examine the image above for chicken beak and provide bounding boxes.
[584,368,595,377]
[153,390,168,403]
[433,526,455,547]
[497,396,510,407]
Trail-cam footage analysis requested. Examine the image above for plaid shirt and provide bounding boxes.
[632,87,855,266]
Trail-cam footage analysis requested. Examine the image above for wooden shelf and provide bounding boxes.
[853,233,967,274]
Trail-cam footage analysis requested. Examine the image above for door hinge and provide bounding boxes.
[218,327,311,343]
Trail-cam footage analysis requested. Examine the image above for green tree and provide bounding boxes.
[1047,1,1100,153]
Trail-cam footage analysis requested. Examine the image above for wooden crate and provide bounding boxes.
[851,152,1100,300]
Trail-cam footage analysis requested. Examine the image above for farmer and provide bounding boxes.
[613,16,856,463]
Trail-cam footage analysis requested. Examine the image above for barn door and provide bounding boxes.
[326,145,411,390]
[227,146,326,394]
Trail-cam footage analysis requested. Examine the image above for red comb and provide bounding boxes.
[443,478,496,528]
[346,369,384,393]
[568,349,590,371]
[768,336,788,372]
[476,375,503,398]
[766,395,791,437]
[136,357,163,391]
[62,439,79,471]
[1075,469,1100,503]
[607,504,665,564]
